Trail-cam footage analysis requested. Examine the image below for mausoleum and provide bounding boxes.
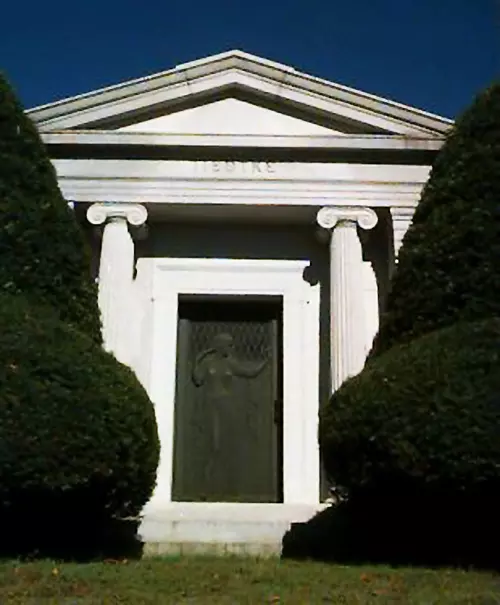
[29,50,452,554]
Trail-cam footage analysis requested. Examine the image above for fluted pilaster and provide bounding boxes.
[390,206,415,260]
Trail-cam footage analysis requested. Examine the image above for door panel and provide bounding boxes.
[172,298,282,502]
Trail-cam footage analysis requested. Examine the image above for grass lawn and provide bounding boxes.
[0,557,499,604]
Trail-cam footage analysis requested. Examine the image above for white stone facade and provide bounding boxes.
[29,51,451,553]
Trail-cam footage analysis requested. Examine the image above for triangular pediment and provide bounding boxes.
[28,50,452,137]
[118,97,344,136]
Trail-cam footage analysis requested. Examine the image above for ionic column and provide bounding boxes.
[390,206,415,260]
[317,206,378,392]
[87,203,148,364]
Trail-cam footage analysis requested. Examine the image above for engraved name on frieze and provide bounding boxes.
[194,161,276,175]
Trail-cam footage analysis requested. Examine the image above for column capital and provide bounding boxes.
[316,206,378,231]
[86,203,148,227]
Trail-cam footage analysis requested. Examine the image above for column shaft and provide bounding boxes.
[87,203,148,364]
[317,206,378,392]
[330,222,367,391]
[98,218,134,360]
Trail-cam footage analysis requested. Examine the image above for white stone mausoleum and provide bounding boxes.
[29,51,452,554]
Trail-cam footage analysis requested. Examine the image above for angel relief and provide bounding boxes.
[192,332,268,490]
[193,333,267,398]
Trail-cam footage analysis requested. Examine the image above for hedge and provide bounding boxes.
[371,82,500,357]
[0,73,101,343]
[0,294,159,558]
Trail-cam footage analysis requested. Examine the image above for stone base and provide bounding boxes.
[143,541,281,557]
[139,502,323,557]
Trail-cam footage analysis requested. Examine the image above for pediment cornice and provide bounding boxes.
[28,50,453,136]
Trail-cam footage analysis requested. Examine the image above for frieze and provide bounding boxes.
[193,161,276,175]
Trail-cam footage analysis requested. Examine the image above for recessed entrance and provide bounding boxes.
[172,296,283,503]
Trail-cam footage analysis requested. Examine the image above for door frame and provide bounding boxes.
[134,257,320,509]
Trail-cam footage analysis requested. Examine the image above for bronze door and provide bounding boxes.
[172,298,283,503]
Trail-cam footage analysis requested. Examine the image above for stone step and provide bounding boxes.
[144,541,281,557]
[139,502,323,557]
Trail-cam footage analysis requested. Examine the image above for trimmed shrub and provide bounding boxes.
[282,487,500,569]
[0,294,159,559]
[371,82,500,358]
[319,318,500,496]
[0,74,101,344]
[310,318,500,568]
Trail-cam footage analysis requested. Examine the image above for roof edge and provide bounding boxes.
[27,50,454,135]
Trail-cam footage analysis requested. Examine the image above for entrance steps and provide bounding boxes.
[139,502,323,557]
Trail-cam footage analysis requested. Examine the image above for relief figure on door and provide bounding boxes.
[192,332,268,494]
[193,333,267,396]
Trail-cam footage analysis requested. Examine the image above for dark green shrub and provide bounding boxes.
[310,319,500,568]
[320,318,500,496]
[0,74,101,343]
[0,294,159,559]
[282,489,500,569]
[371,82,500,358]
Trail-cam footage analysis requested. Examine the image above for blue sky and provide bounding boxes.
[1,0,498,118]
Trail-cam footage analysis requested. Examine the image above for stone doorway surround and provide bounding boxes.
[134,257,321,508]
[132,257,321,552]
